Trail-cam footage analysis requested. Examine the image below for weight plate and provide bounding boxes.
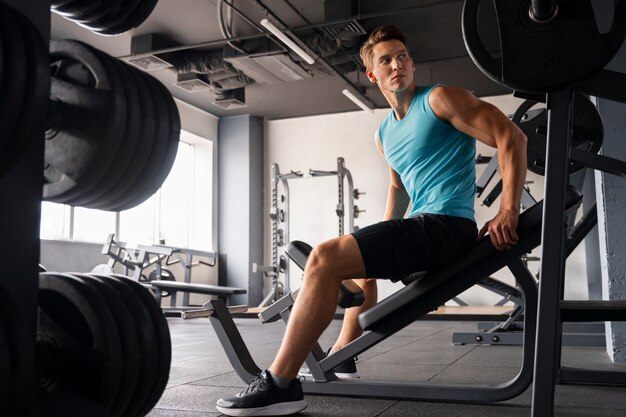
[94,64,158,210]
[92,274,158,417]
[44,41,127,202]
[0,7,28,174]
[65,51,139,207]
[71,0,126,25]
[513,93,604,175]
[71,53,141,208]
[105,71,171,211]
[37,273,123,408]
[94,0,159,36]
[82,0,143,35]
[53,0,104,19]
[51,0,78,8]
[0,288,12,416]
[73,274,141,417]
[111,274,171,417]
[114,74,179,211]
[35,392,113,417]
[0,9,50,178]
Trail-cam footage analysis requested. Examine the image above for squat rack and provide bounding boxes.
[255,157,365,307]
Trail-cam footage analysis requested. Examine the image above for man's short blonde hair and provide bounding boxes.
[359,25,409,70]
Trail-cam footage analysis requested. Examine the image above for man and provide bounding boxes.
[216,25,527,416]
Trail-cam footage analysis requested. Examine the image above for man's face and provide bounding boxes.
[366,39,415,93]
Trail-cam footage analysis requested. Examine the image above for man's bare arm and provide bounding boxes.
[429,86,527,250]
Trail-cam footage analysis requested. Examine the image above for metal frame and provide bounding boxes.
[256,157,361,307]
[207,253,540,401]
[531,74,626,416]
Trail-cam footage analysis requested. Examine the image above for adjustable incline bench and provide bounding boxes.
[204,186,585,402]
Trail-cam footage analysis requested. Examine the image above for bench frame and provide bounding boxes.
[205,188,586,402]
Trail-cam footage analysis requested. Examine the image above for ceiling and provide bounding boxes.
[51,0,510,120]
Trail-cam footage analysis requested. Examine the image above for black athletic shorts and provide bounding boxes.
[351,214,478,281]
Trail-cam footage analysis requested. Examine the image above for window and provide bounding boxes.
[40,131,214,251]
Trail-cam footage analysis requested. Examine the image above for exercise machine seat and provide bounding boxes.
[285,240,366,308]
[359,186,583,331]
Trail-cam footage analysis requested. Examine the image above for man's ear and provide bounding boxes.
[366,68,377,84]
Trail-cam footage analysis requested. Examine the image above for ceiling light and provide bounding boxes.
[260,19,315,65]
[342,89,374,112]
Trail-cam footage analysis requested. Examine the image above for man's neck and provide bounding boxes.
[384,83,418,121]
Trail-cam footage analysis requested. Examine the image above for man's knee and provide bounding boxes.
[307,240,338,274]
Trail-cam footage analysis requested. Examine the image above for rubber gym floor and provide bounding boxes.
[147,315,626,416]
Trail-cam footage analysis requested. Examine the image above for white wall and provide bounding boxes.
[264,93,589,304]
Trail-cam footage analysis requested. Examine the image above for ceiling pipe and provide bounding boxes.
[119,1,462,60]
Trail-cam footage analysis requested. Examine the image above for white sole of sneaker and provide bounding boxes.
[216,399,307,416]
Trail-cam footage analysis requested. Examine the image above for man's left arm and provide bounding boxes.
[429,86,527,251]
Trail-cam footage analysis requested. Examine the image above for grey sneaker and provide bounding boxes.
[216,370,307,416]
[299,349,359,379]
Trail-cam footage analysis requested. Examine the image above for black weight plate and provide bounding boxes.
[0,288,12,416]
[94,0,158,36]
[94,64,158,210]
[93,274,158,417]
[51,0,78,8]
[513,94,604,176]
[73,274,141,417]
[82,0,141,34]
[113,74,179,211]
[65,52,138,207]
[0,6,4,116]
[104,71,170,211]
[111,274,171,417]
[53,0,104,19]
[72,55,143,208]
[37,273,123,409]
[0,7,28,171]
[44,41,127,202]
[0,9,50,178]
[72,0,126,25]
[35,391,113,417]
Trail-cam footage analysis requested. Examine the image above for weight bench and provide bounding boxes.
[150,280,246,316]
[205,186,583,402]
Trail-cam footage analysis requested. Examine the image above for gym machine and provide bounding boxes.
[462,0,626,415]
[453,95,606,347]
[254,157,365,307]
[94,234,246,316]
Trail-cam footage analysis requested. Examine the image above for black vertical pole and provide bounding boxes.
[531,89,574,417]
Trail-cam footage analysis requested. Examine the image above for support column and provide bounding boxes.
[218,115,264,305]
[595,42,626,363]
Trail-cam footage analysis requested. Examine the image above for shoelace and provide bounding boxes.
[240,373,268,395]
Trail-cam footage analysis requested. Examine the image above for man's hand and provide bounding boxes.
[478,208,520,251]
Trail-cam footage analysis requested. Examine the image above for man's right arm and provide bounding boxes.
[375,131,409,221]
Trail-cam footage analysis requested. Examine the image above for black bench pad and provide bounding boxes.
[150,280,246,297]
[359,186,583,331]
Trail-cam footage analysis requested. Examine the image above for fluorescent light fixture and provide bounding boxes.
[342,89,373,112]
[260,18,316,65]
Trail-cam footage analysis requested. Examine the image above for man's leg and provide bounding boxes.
[331,278,377,352]
[268,234,366,379]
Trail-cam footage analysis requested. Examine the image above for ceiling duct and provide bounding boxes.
[320,20,367,40]
[128,34,175,71]
[213,88,247,109]
[223,40,312,84]
[174,73,213,93]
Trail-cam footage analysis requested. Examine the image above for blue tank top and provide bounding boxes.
[377,85,476,221]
